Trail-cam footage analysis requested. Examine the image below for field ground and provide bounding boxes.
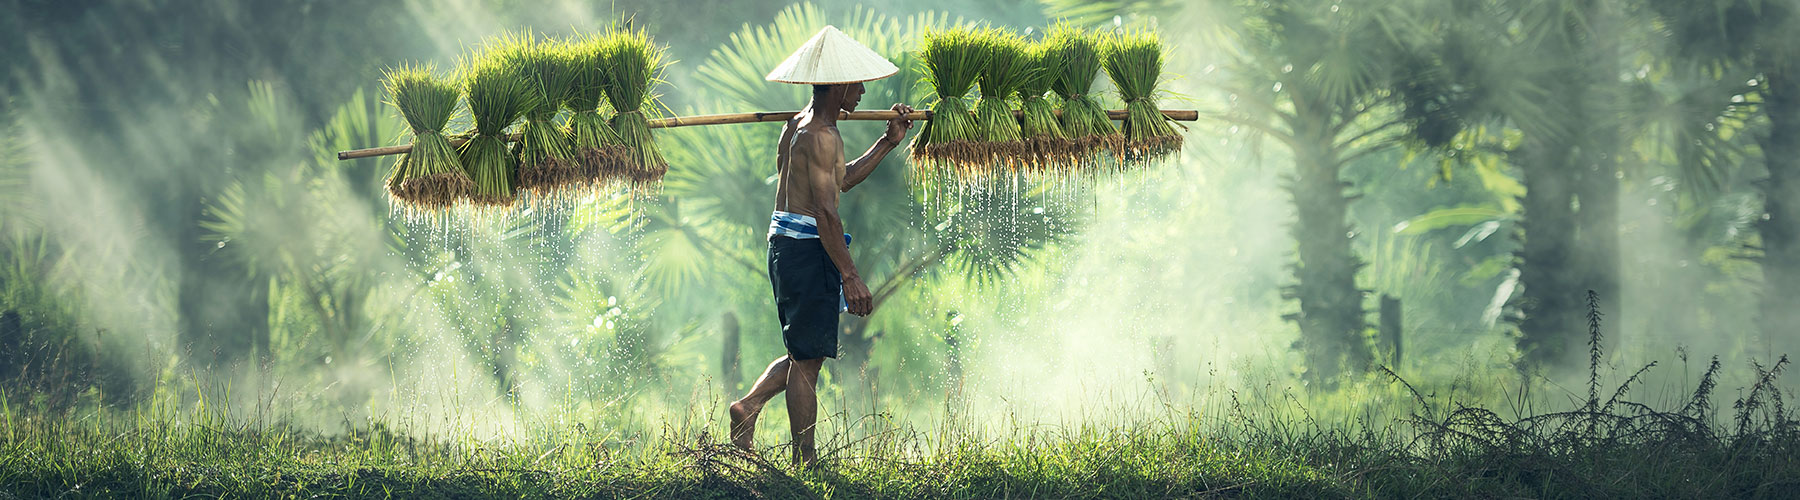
[4,386,1797,499]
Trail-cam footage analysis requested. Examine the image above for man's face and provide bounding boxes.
[840,82,865,112]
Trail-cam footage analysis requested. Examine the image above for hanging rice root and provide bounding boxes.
[1047,22,1121,170]
[1103,28,1183,166]
[1018,37,1072,174]
[602,27,670,188]
[382,63,472,212]
[568,31,631,191]
[911,26,988,181]
[458,32,534,208]
[509,33,583,199]
[971,28,1030,176]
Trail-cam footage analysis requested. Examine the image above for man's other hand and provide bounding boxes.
[844,275,873,316]
[883,103,916,145]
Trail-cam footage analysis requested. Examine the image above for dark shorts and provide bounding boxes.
[768,235,841,360]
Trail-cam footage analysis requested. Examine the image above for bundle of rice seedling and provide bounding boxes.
[1045,22,1120,165]
[566,32,631,189]
[1017,39,1070,173]
[910,26,987,177]
[970,28,1030,174]
[382,63,472,211]
[1103,29,1183,164]
[457,33,534,207]
[601,28,670,185]
[507,33,582,197]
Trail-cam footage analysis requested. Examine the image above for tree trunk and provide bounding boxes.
[1757,71,1800,359]
[1286,107,1369,388]
[1573,1,1622,356]
[720,312,741,395]
[1379,294,1402,370]
[1517,140,1584,370]
[1572,105,1621,358]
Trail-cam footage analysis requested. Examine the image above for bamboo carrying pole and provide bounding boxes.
[337,108,1199,160]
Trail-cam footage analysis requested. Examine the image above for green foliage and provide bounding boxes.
[1037,0,1184,27]
[1646,0,1798,67]
[936,185,1075,285]
[1393,205,1512,236]
[381,63,471,211]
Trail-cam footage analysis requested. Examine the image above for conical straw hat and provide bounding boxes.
[766,25,898,85]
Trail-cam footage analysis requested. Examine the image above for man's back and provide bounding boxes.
[774,116,844,218]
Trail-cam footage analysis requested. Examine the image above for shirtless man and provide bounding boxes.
[728,26,913,466]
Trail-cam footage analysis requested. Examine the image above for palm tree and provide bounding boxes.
[1392,0,1658,372]
[1617,50,1766,349]
[1646,0,1800,359]
[1207,1,1432,385]
[1040,0,1435,385]
[1474,0,1614,370]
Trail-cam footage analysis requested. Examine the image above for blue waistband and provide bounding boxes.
[769,211,851,245]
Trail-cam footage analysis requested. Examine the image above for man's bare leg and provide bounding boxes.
[785,357,825,466]
[729,356,792,451]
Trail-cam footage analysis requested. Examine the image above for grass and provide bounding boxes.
[2,299,1792,499]
[971,28,1030,173]
[4,360,1795,497]
[1019,39,1072,173]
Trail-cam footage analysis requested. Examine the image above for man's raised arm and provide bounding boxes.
[840,103,915,192]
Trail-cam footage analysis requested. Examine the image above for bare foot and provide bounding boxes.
[728,400,759,451]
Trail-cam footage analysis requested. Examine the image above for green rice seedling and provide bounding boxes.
[1018,38,1070,173]
[567,31,631,190]
[971,28,1030,175]
[508,33,582,198]
[910,26,987,179]
[601,28,671,186]
[381,63,471,211]
[458,32,535,207]
[1103,29,1183,165]
[1045,22,1120,167]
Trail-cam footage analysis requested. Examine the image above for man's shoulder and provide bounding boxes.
[790,127,842,151]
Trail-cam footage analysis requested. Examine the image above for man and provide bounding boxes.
[727,25,915,466]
